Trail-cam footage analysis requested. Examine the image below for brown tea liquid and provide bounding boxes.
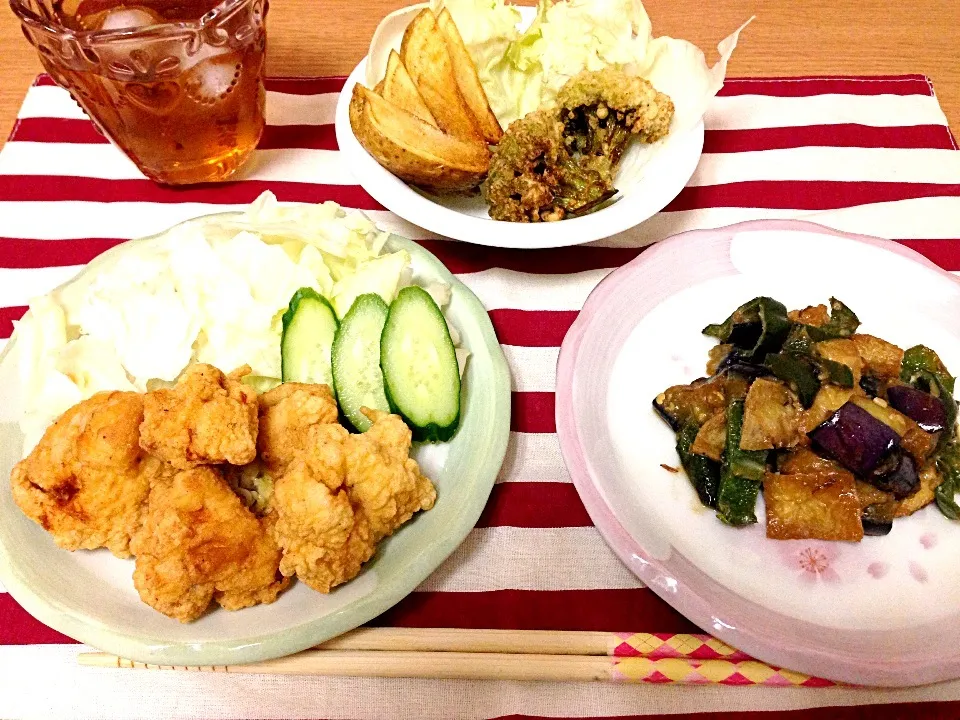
[45,0,266,185]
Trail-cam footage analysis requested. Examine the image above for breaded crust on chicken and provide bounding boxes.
[11,391,152,558]
[140,364,258,469]
[257,383,339,476]
[131,465,289,622]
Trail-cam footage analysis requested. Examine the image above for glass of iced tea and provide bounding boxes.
[11,0,267,185]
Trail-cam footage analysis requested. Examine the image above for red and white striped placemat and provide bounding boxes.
[2,74,960,719]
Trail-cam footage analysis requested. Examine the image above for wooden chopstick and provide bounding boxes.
[77,628,834,686]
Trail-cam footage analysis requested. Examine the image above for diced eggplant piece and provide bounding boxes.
[859,374,882,398]
[809,401,900,476]
[676,423,721,508]
[899,463,945,517]
[653,373,745,431]
[740,377,803,450]
[690,411,726,461]
[887,384,947,433]
[852,334,904,380]
[862,518,893,536]
[901,345,955,394]
[703,297,790,360]
[804,297,861,341]
[706,344,733,375]
[764,353,820,408]
[763,469,864,541]
[816,339,863,386]
[850,396,910,436]
[801,385,857,433]
[716,351,773,380]
[870,452,919,499]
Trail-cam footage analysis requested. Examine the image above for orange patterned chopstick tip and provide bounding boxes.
[611,657,838,687]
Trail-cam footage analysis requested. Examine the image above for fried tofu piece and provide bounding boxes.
[690,411,726,461]
[131,466,289,622]
[788,305,830,327]
[764,469,864,541]
[740,378,803,451]
[257,383,340,476]
[140,364,258,469]
[851,334,904,381]
[11,391,151,558]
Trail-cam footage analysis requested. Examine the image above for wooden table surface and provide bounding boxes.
[1,0,957,146]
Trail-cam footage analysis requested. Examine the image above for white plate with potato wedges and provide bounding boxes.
[334,0,750,249]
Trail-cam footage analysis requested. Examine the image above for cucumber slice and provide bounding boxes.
[332,293,391,432]
[280,287,339,387]
[381,286,461,442]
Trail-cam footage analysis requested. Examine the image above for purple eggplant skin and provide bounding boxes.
[887,385,948,433]
[871,452,921,499]
[862,518,894,536]
[809,401,901,476]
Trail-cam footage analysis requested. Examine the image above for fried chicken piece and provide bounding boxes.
[483,68,674,222]
[344,410,437,541]
[266,401,436,593]
[257,383,339,475]
[140,364,258,469]
[131,466,289,622]
[271,425,377,593]
[11,391,152,558]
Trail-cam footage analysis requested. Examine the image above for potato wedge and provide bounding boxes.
[400,9,482,143]
[382,50,438,128]
[437,7,502,143]
[349,84,489,192]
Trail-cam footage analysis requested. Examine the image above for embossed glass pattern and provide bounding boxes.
[11,0,268,185]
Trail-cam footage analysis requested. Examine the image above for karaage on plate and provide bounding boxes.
[131,465,289,622]
[140,364,258,468]
[12,364,438,621]
[343,409,437,542]
[11,391,152,558]
[261,391,437,592]
[257,382,339,475]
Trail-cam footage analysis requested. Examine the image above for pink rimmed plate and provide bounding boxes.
[555,219,960,686]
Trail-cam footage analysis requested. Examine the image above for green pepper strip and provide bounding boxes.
[780,325,854,391]
[676,424,721,509]
[717,399,767,526]
[764,353,821,409]
[935,439,960,520]
[702,297,790,360]
[901,345,956,394]
[804,297,861,341]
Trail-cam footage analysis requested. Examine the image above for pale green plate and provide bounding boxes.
[0,212,511,665]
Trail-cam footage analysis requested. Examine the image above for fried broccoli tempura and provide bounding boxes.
[11,391,152,558]
[483,68,674,222]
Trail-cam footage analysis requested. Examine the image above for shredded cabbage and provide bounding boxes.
[434,0,749,130]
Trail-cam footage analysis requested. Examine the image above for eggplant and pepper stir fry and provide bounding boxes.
[654,297,960,542]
